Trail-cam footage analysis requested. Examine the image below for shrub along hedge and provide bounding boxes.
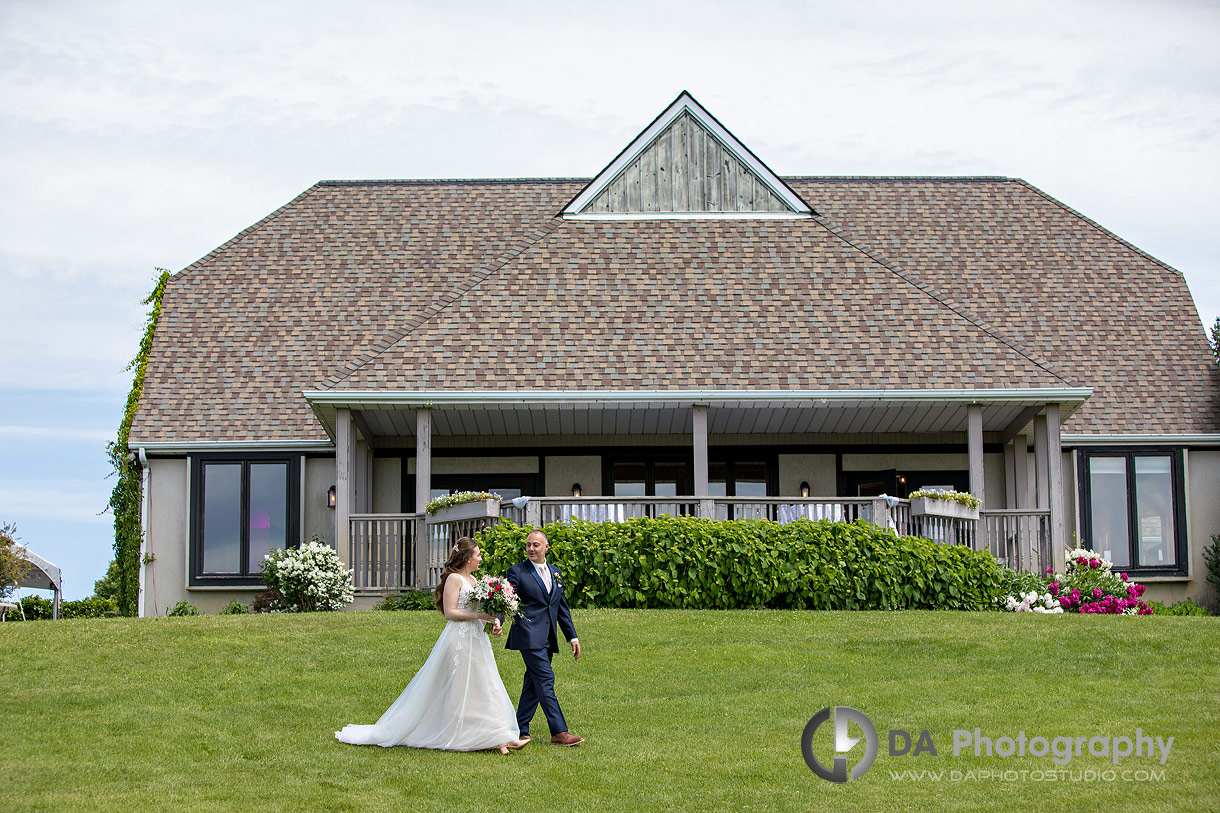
[4,595,119,620]
[477,516,1002,611]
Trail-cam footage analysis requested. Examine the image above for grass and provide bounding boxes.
[2,610,1218,812]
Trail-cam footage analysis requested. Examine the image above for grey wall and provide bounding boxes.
[142,457,187,618]
[545,455,601,496]
[305,456,336,548]
[777,454,835,496]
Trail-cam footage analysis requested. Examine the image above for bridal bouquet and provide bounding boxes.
[466,574,523,623]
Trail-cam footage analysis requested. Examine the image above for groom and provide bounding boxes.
[504,529,584,746]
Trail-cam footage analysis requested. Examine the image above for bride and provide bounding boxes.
[335,536,528,754]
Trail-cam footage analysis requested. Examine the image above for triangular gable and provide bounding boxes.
[563,91,813,218]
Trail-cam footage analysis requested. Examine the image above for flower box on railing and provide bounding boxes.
[427,499,501,524]
[910,497,980,521]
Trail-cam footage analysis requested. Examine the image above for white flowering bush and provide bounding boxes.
[260,538,354,612]
[1004,589,1063,614]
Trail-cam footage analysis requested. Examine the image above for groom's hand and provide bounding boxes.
[571,639,581,661]
[491,619,503,637]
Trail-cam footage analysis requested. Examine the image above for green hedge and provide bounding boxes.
[477,517,1002,611]
[3,595,119,620]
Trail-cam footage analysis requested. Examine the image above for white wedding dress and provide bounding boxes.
[334,577,519,751]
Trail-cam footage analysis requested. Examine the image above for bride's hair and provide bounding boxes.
[432,536,479,612]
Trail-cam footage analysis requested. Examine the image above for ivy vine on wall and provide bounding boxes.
[106,269,169,616]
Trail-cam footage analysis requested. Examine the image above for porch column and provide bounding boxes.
[692,405,710,519]
[1033,413,1049,510]
[967,403,985,507]
[1046,404,1066,571]
[692,406,708,496]
[1012,436,1030,509]
[414,408,432,588]
[334,408,353,566]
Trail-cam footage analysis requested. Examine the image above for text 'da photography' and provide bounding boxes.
[801,705,1175,788]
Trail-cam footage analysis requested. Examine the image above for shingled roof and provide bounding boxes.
[129,176,1220,445]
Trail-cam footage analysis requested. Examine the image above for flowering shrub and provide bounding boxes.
[1049,547,1150,614]
[260,538,354,612]
[425,491,502,515]
[1005,590,1062,613]
[998,547,1150,615]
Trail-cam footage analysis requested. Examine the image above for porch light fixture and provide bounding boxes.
[799,482,810,498]
[572,483,583,497]
[327,485,336,509]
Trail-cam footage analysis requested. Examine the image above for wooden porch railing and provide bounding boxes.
[349,513,419,591]
[351,498,1052,591]
[980,509,1052,574]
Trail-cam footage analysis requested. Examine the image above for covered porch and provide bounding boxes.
[304,388,1090,593]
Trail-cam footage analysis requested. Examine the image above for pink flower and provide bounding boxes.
[1089,558,1100,568]
[1093,588,1103,599]
[1120,572,1128,581]
[1048,582,1060,595]
[1047,567,1054,574]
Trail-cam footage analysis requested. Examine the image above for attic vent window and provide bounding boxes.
[562,91,813,220]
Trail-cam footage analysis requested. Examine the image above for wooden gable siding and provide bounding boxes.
[585,112,792,214]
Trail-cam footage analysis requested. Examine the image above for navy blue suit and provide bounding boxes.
[505,559,577,737]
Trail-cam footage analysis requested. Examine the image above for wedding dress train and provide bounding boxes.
[335,580,519,751]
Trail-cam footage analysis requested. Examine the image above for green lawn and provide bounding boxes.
[2,610,1217,811]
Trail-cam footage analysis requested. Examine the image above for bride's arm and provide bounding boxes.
[441,575,496,623]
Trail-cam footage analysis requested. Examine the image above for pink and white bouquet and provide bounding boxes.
[466,574,522,622]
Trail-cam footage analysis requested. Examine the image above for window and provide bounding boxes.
[1078,450,1186,575]
[191,456,299,585]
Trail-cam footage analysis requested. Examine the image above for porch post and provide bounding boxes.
[334,408,352,566]
[1046,404,1066,571]
[1033,413,1049,510]
[692,405,708,495]
[692,405,710,518]
[967,403,985,507]
[1012,436,1030,509]
[414,408,432,588]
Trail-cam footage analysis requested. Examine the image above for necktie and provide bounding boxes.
[538,565,552,592]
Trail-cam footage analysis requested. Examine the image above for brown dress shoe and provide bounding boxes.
[551,731,584,746]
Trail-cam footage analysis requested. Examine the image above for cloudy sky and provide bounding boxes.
[2,0,1217,600]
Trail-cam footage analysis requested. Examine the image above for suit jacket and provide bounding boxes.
[505,559,577,654]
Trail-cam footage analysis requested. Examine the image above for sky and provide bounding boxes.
[1,0,1218,601]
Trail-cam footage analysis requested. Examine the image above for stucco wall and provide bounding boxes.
[373,456,401,513]
[1181,449,1220,608]
[841,452,969,471]
[406,456,540,474]
[545,455,602,496]
[777,454,835,496]
[141,457,187,618]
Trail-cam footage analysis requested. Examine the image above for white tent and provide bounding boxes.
[14,546,63,619]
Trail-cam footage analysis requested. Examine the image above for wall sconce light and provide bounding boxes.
[799,481,810,498]
[572,483,583,497]
[897,475,906,485]
[327,485,336,509]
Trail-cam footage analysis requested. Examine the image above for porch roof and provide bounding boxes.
[303,387,1091,443]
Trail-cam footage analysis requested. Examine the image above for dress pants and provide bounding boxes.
[517,647,567,736]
